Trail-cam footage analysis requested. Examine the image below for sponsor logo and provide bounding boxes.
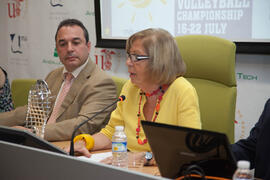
[95,49,115,71]
[49,0,63,7]
[10,33,27,54]
[42,48,61,65]
[42,59,61,65]
[8,0,26,19]
[48,0,67,20]
[9,33,29,65]
[85,10,95,16]
[237,72,258,80]
[53,48,58,57]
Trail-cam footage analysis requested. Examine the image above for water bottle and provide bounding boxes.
[112,126,128,168]
[232,160,253,180]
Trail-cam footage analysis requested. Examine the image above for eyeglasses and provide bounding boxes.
[126,53,149,63]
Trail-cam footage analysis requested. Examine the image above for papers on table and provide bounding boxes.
[77,152,112,163]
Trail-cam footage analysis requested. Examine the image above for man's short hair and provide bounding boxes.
[55,19,89,43]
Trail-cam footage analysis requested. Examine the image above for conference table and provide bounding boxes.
[51,141,161,177]
[51,141,263,180]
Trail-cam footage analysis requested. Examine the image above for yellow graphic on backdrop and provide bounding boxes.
[118,0,166,23]
[129,0,152,8]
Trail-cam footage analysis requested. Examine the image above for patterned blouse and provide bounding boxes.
[0,67,14,112]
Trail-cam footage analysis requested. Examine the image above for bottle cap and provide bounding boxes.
[237,160,250,169]
[115,126,124,131]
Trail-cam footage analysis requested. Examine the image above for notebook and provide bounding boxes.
[0,125,67,155]
[141,121,236,179]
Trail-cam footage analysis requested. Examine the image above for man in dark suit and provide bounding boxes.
[0,19,117,141]
[232,98,270,179]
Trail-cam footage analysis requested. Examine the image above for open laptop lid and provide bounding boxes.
[0,125,67,155]
[141,121,236,179]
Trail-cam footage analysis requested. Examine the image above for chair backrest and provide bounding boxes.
[111,76,127,98]
[11,79,37,108]
[175,35,237,143]
[11,77,127,108]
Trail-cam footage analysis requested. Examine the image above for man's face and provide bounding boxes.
[56,25,90,72]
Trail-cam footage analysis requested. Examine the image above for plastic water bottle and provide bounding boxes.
[112,126,128,168]
[232,160,253,180]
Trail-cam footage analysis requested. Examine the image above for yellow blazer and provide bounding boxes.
[101,77,201,152]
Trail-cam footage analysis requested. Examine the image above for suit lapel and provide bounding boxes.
[48,68,64,112]
[56,59,96,120]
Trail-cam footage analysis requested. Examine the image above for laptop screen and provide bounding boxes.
[141,121,236,179]
[0,125,67,155]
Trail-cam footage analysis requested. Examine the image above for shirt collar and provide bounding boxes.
[62,59,88,79]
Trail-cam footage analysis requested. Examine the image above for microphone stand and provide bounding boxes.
[69,95,125,156]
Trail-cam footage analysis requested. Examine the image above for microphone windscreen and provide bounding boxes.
[118,95,126,102]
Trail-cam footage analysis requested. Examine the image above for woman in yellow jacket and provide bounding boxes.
[71,28,201,163]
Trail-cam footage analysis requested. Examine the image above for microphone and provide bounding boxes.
[69,95,126,156]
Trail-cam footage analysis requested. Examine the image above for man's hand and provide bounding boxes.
[12,126,32,132]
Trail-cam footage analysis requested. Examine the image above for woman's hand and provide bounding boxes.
[100,156,113,165]
[64,140,92,158]
[100,152,145,167]
[144,156,156,166]
[65,133,112,158]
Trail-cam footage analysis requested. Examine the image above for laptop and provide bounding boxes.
[141,121,236,179]
[0,125,67,155]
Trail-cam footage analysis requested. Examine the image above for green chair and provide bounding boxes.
[112,76,127,97]
[11,77,127,108]
[11,79,37,108]
[175,35,237,143]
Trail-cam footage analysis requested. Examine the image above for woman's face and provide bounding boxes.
[126,39,150,88]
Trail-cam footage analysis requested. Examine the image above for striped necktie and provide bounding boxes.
[47,72,73,124]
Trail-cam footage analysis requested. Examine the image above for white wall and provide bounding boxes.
[235,54,270,140]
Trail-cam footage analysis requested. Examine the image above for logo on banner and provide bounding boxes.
[237,72,258,81]
[50,0,63,7]
[10,33,27,54]
[7,0,26,19]
[85,10,95,16]
[53,48,58,57]
[95,49,115,71]
[48,0,67,20]
[42,48,61,65]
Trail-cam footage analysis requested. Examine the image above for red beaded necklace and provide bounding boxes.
[136,85,168,145]
[145,86,160,97]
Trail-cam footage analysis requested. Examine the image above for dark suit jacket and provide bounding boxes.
[0,59,117,141]
[231,98,270,179]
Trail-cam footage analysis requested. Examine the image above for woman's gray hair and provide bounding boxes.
[126,28,186,85]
